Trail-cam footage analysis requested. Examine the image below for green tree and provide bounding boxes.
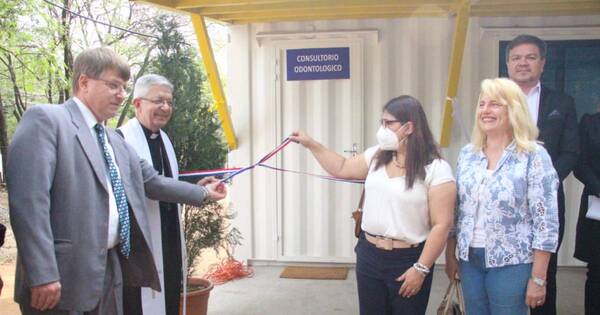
[149,16,227,171]
[0,0,162,182]
[146,16,236,279]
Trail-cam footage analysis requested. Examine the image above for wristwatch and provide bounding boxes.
[531,275,546,287]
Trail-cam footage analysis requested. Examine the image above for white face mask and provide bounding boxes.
[376,126,400,151]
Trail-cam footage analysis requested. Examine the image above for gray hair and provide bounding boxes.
[133,74,174,98]
[72,46,130,93]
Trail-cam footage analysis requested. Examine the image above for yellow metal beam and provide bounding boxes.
[190,14,238,150]
[143,0,600,22]
[439,0,470,148]
[209,5,451,22]
[195,3,453,15]
[174,0,456,8]
[471,1,600,17]
[189,0,456,14]
[220,12,449,24]
[175,0,304,9]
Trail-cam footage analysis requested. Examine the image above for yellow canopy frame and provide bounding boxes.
[191,14,238,150]
[136,0,600,150]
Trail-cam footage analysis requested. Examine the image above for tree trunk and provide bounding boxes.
[58,67,66,104]
[0,94,8,183]
[47,61,54,104]
[1,53,26,120]
[61,0,73,101]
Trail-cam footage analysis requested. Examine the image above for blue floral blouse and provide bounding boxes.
[454,141,559,268]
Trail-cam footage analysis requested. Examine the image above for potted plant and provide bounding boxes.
[179,200,240,315]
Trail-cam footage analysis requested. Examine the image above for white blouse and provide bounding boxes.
[361,146,455,244]
[470,169,494,248]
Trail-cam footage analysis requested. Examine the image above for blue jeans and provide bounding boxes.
[459,247,531,315]
[355,233,433,315]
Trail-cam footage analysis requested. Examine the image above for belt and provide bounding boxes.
[365,232,418,250]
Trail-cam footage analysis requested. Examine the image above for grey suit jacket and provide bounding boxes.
[7,99,207,311]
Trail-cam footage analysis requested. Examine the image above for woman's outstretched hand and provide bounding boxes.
[289,130,315,148]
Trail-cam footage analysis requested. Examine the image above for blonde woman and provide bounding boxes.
[445,78,559,315]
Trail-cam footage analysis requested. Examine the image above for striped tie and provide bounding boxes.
[94,124,131,258]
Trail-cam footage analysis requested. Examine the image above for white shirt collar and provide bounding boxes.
[527,81,541,97]
[73,97,100,129]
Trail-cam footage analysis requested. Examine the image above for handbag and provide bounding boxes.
[437,280,465,315]
[352,189,365,238]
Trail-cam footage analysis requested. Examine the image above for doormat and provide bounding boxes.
[279,266,349,280]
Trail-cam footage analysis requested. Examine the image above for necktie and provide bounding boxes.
[94,124,131,258]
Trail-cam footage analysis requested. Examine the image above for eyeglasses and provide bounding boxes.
[380,119,401,128]
[140,97,174,108]
[93,78,130,94]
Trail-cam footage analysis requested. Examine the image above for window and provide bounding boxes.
[499,40,600,120]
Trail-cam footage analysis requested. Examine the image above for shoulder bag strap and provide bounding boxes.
[357,149,379,211]
[357,189,365,210]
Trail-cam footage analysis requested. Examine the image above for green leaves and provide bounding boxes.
[150,15,227,171]
[149,15,233,278]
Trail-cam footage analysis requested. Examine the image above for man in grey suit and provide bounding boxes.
[6,47,226,314]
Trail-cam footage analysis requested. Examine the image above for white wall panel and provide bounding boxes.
[227,15,600,266]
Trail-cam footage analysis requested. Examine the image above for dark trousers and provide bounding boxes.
[355,234,432,315]
[123,277,182,315]
[20,248,123,315]
[531,207,565,315]
[585,263,600,315]
[123,202,182,315]
[122,286,142,315]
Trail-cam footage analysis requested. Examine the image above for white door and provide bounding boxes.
[274,39,364,262]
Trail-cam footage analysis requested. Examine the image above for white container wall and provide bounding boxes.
[226,15,600,266]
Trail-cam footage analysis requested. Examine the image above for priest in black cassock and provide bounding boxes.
[119,74,184,315]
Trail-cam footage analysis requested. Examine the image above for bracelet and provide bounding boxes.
[531,275,546,287]
[412,262,430,275]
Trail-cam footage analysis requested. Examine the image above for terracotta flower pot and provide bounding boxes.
[179,277,214,315]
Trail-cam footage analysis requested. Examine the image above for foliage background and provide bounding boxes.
[0,0,234,278]
[150,16,227,171]
[0,0,229,179]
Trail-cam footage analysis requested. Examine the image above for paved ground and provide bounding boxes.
[207,265,586,315]
[1,186,18,313]
[0,264,19,314]
[1,262,586,315]
[0,185,224,314]
[0,188,587,314]
[0,187,16,265]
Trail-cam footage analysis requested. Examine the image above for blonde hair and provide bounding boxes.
[471,78,538,152]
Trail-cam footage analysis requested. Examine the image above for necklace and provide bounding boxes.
[392,153,405,169]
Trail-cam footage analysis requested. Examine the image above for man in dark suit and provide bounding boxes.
[6,47,226,315]
[573,101,600,315]
[507,34,579,315]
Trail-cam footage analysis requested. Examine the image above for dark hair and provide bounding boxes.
[374,95,441,189]
[72,46,130,93]
[505,34,547,61]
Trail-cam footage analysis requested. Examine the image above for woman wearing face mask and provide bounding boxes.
[290,95,456,315]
